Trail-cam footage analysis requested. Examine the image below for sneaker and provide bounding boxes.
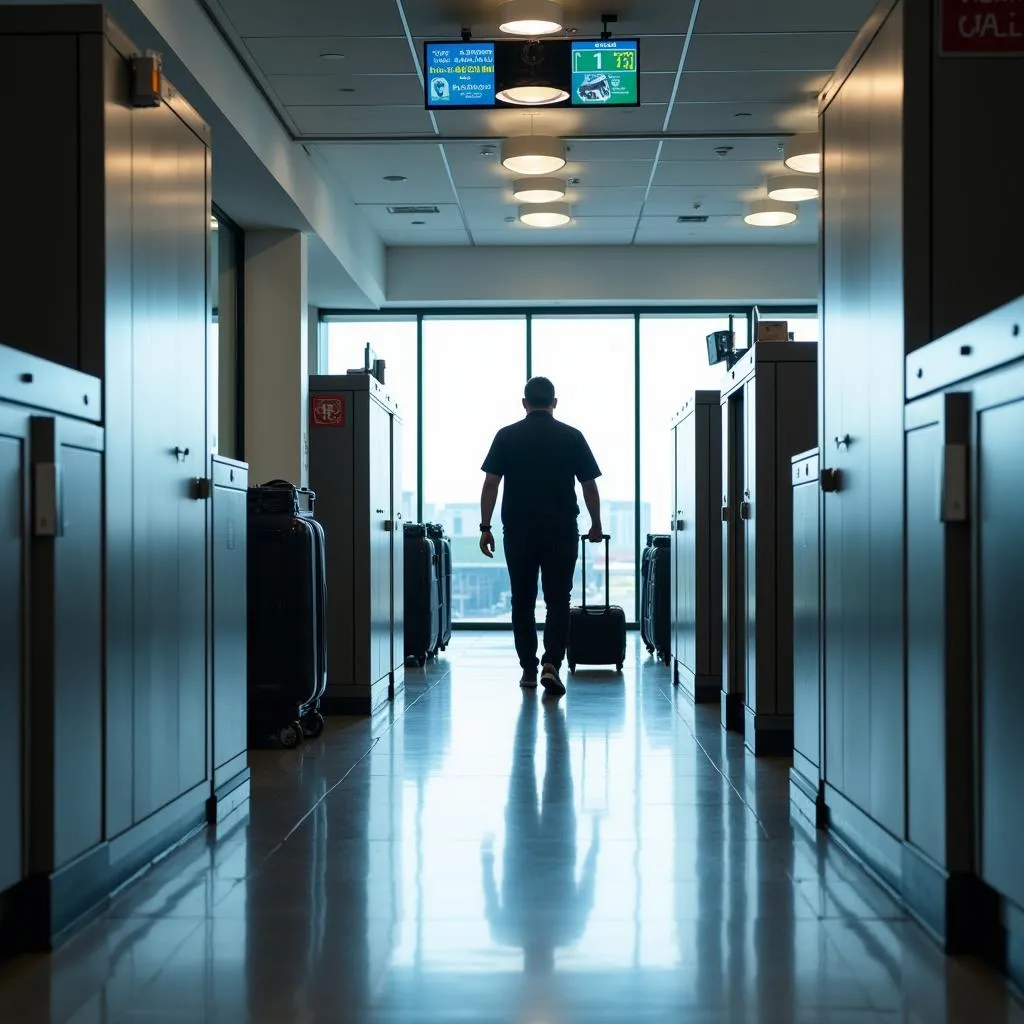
[520,669,538,689]
[540,663,566,696]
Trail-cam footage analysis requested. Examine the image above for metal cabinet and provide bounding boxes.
[903,298,1024,957]
[720,343,817,755]
[309,374,405,715]
[790,449,824,827]
[0,346,104,941]
[209,457,249,822]
[670,391,722,704]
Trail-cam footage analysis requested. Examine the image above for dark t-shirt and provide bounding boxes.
[481,412,601,535]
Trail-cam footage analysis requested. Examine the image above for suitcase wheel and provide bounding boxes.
[278,721,303,750]
[301,711,325,739]
[416,655,427,668]
[616,663,623,673]
[645,644,655,655]
[568,663,576,674]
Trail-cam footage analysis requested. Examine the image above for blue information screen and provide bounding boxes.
[570,40,639,106]
[425,42,496,108]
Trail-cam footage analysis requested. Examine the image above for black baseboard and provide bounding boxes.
[745,708,794,756]
[207,771,251,825]
[789,765,827,831]
[721,690,744,733]
[675,661,720,704]
[1006,901,1024,994]
[824,782,904,893]
[0,785,209,956]
[322,674,393,716]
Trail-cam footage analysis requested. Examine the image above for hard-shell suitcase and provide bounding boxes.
[641,534,672,662]
[247,480,327,749]
[425,523,453,653]
[567,535,627,674]
[404,523,441,666]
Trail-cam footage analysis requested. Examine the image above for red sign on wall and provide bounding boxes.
[941,0,1024,55]
[311,394,346,428]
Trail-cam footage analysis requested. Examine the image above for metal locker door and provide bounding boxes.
[0,405,27,895]
[390,413,404,680]
[369,400,391,686]
[743,378,758,716]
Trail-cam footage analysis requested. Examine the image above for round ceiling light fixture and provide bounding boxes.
[519,201,571,227]
[744,198,798,227]
[501,135,566,175]
[767,173,819,202]
[496,82,570,106]
[498,0,564,36]
[512,176,567,203]
[783,132,821,174]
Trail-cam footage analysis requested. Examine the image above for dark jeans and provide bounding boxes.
[504,530,579,671]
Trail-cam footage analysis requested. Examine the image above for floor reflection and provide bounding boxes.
[483,695,599,975]
[0,634,1022,1023]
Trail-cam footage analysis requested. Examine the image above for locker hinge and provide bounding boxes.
[33,462,63,537]
[191,477,212,501]
[940,443,968,523]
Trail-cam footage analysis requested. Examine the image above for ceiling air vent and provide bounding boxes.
[387,205,440,215]
[677,215,709,223]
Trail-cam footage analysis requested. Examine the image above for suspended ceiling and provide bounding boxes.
[201,0,877,247]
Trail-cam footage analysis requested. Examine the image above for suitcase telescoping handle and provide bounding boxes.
[580,533,612,610]
[262,479,317,515]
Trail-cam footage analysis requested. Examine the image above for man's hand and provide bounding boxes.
[587,525,604,543]
[480,529,496,558]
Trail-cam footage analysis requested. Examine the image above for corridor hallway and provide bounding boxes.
[1,634,1021,1023]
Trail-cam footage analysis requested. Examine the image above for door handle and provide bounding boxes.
[820,468,842,493]
[721,505,729,522]
[384,520,393,532]
[675,518,685,531]
[740,501,752,520]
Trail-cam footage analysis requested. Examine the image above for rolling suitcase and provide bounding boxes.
[404,523,441,666]
[641,534,672,662]
[567,534,627,674]
[247,480,327,749]
[425,523,453,653]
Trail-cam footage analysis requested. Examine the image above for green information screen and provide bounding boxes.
[570,40,639,106]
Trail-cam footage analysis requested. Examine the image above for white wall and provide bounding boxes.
[385,245,819,307]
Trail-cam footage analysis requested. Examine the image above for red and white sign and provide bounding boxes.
[311,394,346,428]
[941,0,1024,55]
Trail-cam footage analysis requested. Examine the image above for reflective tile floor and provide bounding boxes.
[2,633,1023,1023]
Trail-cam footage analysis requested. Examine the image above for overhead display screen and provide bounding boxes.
[424,39,640,109]
[425,41,496,108]
[571,40,638,105]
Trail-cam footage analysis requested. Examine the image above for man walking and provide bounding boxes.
[479,377,604,696]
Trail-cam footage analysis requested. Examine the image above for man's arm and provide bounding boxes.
[480,473,501,557]
[581,479,603,541]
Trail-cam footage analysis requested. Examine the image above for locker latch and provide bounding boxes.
[740,501,752,520]
[820,468,842,493]
[721,505,729,523]
[384,519,394,532]
[191,477,212,501]
[33,462,63,537]
[674,517,685,531]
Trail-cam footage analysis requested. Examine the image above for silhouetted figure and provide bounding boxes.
[482,695,600,975]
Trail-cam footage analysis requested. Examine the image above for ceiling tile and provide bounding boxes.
[215,0,407,37]
[669,101,818,133]
[379,227,471,246]
[659,137,789,162]
[243,36,417,77]
[268,74,423,107]
[559,139,660,162]
[643,187,749,217]
[358,203,466,232]
[695,0,878,34]
[685,32,856,72]
[678,70,829,104]
[316,144,457,203]
[635,215,817,244]
[288,106,435,136]
[653,160,770,188]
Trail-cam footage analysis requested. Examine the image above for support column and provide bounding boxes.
[243,230,309,486]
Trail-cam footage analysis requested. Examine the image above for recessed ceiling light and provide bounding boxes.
[383,175,407,182]
[744,198,798,227]
[319,52,346,60]
[783,132,821,174]
[513,177,567,203]
[501,136,566,175]
[767,173,819,202]
[498,0,563,36]
[520,201,571,227]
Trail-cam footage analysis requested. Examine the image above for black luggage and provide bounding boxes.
[567,534,627,674]
[404,523,441,666]
[247,480,327,749]
[641,534,672,662]
[425,523,453,653]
